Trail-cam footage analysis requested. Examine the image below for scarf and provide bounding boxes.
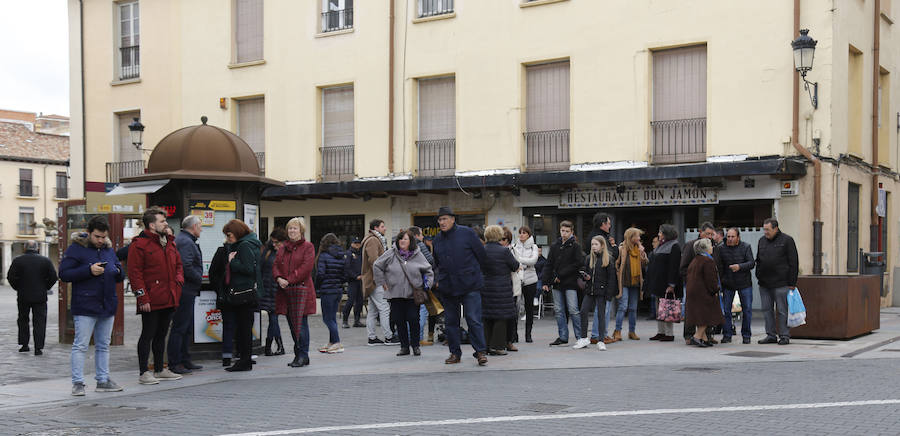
[375,231,388,251]
[629,244,642,285]
[158,233,168,248]
[398,248,414,261]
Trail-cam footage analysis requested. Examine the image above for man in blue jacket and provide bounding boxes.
[168,215,204,374]
[432,206,489,366]
[59,216,125,396]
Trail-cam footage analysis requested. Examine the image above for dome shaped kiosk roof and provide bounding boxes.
[120,116,283,186]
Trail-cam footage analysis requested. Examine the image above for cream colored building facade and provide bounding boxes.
[70,0,900,305]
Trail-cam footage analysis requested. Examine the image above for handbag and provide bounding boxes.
[227,287,258,306]
[399,259,428,305]
[787,288,807,328]
[657,290,682,323]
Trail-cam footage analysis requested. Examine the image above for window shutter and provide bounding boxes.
[237,98,265,153]
[323,86,354,147]
[652,45,707,122]
[19,169,32,182]
[235,0,263,63]
[418,77,455,141]
[526,61,570,132]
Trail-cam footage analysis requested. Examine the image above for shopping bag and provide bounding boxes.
[787,288,807,328]
[731,293,742,313]
[657,291,682,323]
[425,290,444,316]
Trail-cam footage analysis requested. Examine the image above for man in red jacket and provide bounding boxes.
[128,208,185,385]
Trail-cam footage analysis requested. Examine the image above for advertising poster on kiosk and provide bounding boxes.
[194,291,261,343]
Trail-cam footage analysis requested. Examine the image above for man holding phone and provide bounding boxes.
[59,216,125,396]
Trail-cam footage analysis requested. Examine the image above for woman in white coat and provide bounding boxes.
[511,226,540,343]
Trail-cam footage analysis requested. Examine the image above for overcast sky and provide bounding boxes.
[0,0,70,116]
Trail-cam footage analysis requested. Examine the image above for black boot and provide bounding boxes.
[288,354,303,367]
[274,337,286,355]
[264,337,274,356]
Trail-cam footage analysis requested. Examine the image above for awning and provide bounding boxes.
[106,179,170,196]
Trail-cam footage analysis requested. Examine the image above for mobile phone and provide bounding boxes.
[97,262,108,267]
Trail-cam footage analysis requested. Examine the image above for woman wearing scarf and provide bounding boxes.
[614,227,648,342]
[685,238,724,347]
[373,229,433,357]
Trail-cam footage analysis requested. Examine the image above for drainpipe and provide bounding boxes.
[79,0,87,195]
[793,0,824,274]
[388,0,395,174]
[871,0,882,253]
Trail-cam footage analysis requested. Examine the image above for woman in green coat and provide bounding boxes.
[222,219,262,372]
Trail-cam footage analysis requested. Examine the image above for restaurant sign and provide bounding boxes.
[559,184,719,209]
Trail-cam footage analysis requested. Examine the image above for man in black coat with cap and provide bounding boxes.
[7,241,58,355]
[342,236,365,328]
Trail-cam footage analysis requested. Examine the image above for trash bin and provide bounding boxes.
[860,251,886,297]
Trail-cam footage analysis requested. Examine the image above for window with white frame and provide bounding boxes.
[18,169,33,197]
[237,97,265,173]
[18,207,35,235]
[321,86,354,180]
[417,76,456,176]
[322,0,353,32]
[234,0,263,63]
[118,0,140,80]
[418,0,454,18]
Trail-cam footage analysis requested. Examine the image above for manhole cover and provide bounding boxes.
[725,351,787,358]
[674,367,720,372]
[520,403,571,413]
[25,404,173,422]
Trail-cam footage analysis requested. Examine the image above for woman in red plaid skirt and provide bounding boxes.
[273,217,317,368]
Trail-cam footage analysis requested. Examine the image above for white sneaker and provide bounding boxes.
[598,342,607,351]
[326,343,345,354]
[153,368,183,381]
[138,371,159,385]
[573,338,589,349]
[520,315,527,321]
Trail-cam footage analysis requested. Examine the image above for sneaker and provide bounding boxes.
[326,343,345,354]
[153,368,183,381]
[758,336,778,344]
[318,344,332,353]
[342,322,350,329]
[72,382,85,396]
[742,337,751,344]
[720,336,732,344]
[520,315,527,321]
[385,336,401,346]
[138,371,159,385]
[778,337,790,345]
[660,335,675,342]
[95,379,123,392]
[170,364,192,375]
[549,338,568,346]
[367,338,385,346]
[597,342,607,351]
[572,338,590,349]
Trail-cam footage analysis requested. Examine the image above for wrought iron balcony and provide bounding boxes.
[322,8,353,32]
[419,0,454,17]
[17,222,36,236]
[524,129,569,171]
[17,184,38,197]
[321,145,354,181]
[55,186,68,199]
[106,160,146,184]
[416,138,456,177]
[650,117,707,164]
[119,45,140,80]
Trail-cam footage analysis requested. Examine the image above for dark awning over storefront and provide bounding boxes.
[262,157,806,200]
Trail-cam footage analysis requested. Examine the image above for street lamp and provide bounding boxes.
[128,117,145,149]
[791,28,818,109]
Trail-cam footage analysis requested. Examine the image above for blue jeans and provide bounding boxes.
[722,287,753,338]
[71,315,114,385]
[592,300,614,339]
[266,310,281,339]
[419,304,428,340]
[167,292,195,366]
[552,288,581,341]
[287,315,310,359]
[443,291,487,357]
[615,286,639,332]
[320,293,342,344]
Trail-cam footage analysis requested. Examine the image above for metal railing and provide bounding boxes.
[416,138,456,177]
[524,129,569,171]
[17,184,37,197]
[255,152,265,175]
[321,145,354,181]
[119,45,140,80]
[322,8,353,32]
[106,160,146,183]
[419,0,454,17]
[55,186,68,199]
[17,222,35,236]
[650,117,706,164]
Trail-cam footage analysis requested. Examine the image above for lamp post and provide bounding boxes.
[128,117,145,149]
[791,28,818,109]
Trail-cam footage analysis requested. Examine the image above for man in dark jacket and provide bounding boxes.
[59,216,125,396]
[168,215,204,374]
[432,206,489,366]
[680,221,716,344]
[7,241,57,355]
[542,220,585,346]
[755,218,799,345]
[342,237,364,328]
[715,228,755,344]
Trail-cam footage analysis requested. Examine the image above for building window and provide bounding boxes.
[18,207,35,235]
[418,0,454,18]
[18,169,33,197]
[118,0,140,80]
[56,172,68,199]
[321,86,355,181]
[237,97,265,175]
[322,0,353,32]
[310,215,365,249]
[234,0,264,63]
[848,46,864,157]
[106,111,144,184]
[847,182,860,272]
[417,76,456,177]
[651,44,707,164]
[524,61,570,171]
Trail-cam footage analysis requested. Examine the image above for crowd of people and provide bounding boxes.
[5,205,801,396]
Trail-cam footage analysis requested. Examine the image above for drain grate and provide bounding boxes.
[674,367,720,372]
[519,403,571,413]
[725,351,787,358]
[25,403,174,422]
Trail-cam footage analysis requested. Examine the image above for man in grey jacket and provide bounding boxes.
[168,215,204,374]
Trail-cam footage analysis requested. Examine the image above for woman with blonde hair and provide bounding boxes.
[480,225,521,355]
[614,227,648,341]
[272,217,317,368]
[574,235,618,350]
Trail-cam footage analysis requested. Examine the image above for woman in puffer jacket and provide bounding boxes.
[315,233,348,354]
[511,225,540,343]
[575,235,618,351]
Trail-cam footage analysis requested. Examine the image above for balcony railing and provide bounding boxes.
[524,129,570,171]
[322,8,353,32]
[106,160,146,184]
[650,117,707,164]
[417,138,456,177]
[419,0,454,17]
[17,222,36,236]
[255,152,265,175]
[119,45,140,80]
[321,145,354,182]
[17,184,38,197]
[56,186,68,199]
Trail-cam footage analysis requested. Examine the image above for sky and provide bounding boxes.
[0,0,70,116]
